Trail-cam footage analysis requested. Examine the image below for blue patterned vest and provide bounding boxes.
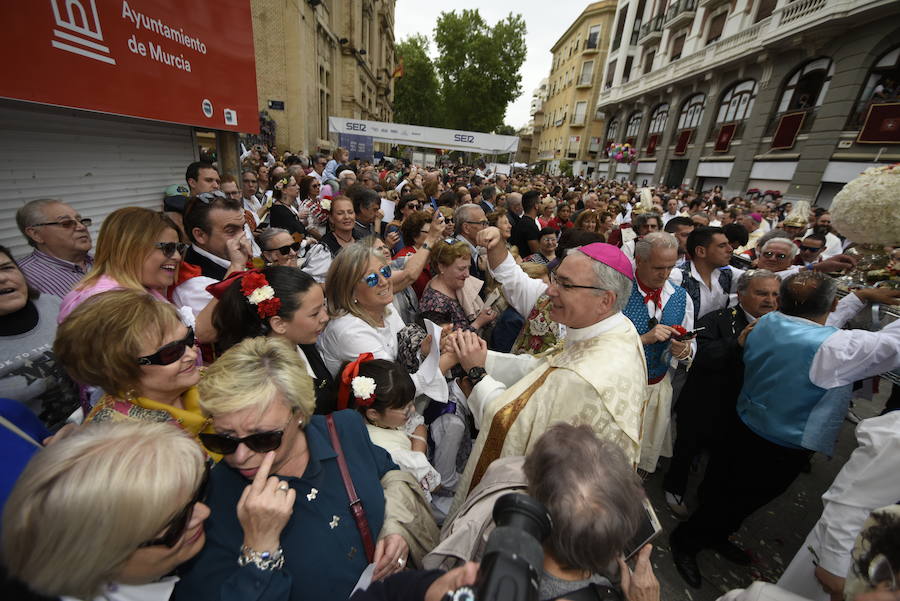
[623,283,687,382]
[738,311,850,456]
[679,261,733,320]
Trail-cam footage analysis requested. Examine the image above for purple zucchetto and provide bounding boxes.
[577,243,634,281]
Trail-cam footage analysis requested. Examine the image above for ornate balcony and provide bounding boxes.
[639,14,664,43]
[665,0,698,29]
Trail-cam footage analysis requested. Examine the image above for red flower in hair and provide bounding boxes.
[241,272,267,296]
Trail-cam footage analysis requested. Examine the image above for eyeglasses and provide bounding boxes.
[137,327,196,366]
[30,217,92,229]
[799,245,822,253]
[267,241,302,256]
[761,251,788,260]
[155,242,189,258]
[465,220,490,226]
[199,416,295,455]
[549,270,606,292]
[362,265,392,287]
[139,459,211,548]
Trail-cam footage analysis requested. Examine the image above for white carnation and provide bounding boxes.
[248,285,275,305]
[352,376,377,399]
[830,165,900,245]
[320,198,332,211]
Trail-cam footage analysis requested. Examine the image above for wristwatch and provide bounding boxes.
[467,366,487,385]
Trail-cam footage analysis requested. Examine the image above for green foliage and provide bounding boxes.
[393,35,442,127]
[391,11,527,135]
[494,124,517,136]
[558,159,573,177]
[434,10,527,133]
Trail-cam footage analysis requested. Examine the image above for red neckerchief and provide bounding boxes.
[637,278,663,309]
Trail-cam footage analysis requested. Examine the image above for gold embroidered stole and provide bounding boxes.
[469,366,557,489]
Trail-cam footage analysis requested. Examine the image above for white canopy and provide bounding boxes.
[328,117,519,155]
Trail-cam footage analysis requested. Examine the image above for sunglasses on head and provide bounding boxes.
[761,251,788,260]
[196,191,227,204]
[267,241,302,256]
[362,265,392,287]
[137,327,195,366]
[139,459,212,548]
[199,421,292,456]
[155,242,189,258]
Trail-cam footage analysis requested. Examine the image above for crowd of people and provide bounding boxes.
[2,146,899,601]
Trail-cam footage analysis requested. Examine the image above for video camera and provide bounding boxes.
[445,493,553,601]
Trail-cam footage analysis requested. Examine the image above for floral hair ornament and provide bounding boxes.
[337,352,375,410]
[320,197,332,211]
[204,270,281,319]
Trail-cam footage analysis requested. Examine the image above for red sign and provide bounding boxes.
[0,1,258,133]
[857,102,900,144]
[645,133,659,156]
[674,129,693,155]
[714,123,736,153]
[771,112,806,150]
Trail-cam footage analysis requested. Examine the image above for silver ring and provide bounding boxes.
[397,557,406,567]
[277,482,290,493]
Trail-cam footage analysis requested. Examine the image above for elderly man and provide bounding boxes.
[670,273,900,588]
[661,198,681,226]
[622,213,663,261]
[338,169,357,191]
[425,423,657,601]
[757,235,801,278]
[16,199,94,298]
[453,203,489,282]
[448,230,648,510]
[663,269,780,517]
[735,213,763,254]
[505,192,524,227]
[624,232,694,473]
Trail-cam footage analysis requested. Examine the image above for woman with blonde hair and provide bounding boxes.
[58,206,186,322]
[173,337,439,601]
[318,242,454,396]
[2,421,210,600]
[53,289,217,455]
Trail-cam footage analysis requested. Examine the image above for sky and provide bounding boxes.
[393,1,586,131]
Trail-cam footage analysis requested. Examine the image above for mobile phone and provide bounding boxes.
[623,498,662,561]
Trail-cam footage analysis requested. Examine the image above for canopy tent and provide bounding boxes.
[328,117,519,155]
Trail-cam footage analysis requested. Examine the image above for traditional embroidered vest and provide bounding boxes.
[737,311,849,456]
[623,283,687,382]
[679,261,733,320]
[175,246,229,289]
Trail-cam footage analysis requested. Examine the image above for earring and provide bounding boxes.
[353,298,358,304]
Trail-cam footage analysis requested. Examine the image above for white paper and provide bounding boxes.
[380,198,396,224]
[350,563,376,596]
[417,319,449,403]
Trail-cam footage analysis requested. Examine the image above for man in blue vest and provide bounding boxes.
[670,271,900,588]
[670,226,744,321]
[622,232,694,473]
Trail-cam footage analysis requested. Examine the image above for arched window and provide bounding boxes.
[677,94,705,129]
[648,103,669,134]
[625,111,643,145]
[777,58,834,112]
[851,45,900,129]
[606,118,620,142]
[717,80,758,124]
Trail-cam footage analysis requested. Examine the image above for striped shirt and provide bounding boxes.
[18,249,93,299]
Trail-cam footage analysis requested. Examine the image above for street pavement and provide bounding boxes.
[641,387,890,601]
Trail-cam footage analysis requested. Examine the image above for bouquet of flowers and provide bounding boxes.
[607,143,637,164]
[830,164,900,246]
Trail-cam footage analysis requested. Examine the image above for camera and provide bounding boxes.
[446,493,553,601]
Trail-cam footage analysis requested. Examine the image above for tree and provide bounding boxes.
[434,10,527,133]
[392,35,442,127]
[494,124,517,136]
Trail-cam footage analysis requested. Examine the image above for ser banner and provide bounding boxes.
[0,0,258,133]
[329,117,519,155]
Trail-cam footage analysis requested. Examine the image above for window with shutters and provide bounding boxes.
[572,102,588,126]
[706,11,727,45]
[643,49,656,75]
[755,0,777,22]
[677,94,705,129]
[586,25,602,49]
[670,32,686,62]
[579,61,594,86]
[649,104,669,134]
[717,80,757,124]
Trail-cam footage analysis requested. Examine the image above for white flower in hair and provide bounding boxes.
[351,376,377,400]
[320,198,332,211]
[248,285,276,305]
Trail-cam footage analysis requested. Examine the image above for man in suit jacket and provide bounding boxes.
[662,269,780,514]
[479,185,497,214]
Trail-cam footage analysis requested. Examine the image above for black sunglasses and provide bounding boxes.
[155,242,189,258]
[137,327,195,366]
[799,245,822,253]
[199,427,287,455]
[267,241,302,256]
[139,459,212,548]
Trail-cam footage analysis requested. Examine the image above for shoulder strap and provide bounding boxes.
[325,415,376,563]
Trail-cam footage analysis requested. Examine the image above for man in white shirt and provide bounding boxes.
[621,213,662,261]
[805,212,842,259]
[670,273,900,588]
[669,226,744,320]
[661,198,681,226]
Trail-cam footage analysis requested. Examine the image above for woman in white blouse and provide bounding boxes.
[318,242,454,399]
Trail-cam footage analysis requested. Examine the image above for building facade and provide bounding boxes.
[596,0,900,205]
[537,1,618,177]
[252,0,396,154]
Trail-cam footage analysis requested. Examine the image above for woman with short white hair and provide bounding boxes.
[2,421,210,600]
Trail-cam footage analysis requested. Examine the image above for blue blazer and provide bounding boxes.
[174,410,399,601]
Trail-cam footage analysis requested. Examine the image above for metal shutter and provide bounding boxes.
[0,100,195,259]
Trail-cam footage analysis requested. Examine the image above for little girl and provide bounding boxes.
[340,356,441,501]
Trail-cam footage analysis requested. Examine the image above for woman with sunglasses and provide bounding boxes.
[2,421,210,601]
[175,337,438,601]
[319,243,454,398]
[258,227,302,267]
[211,266,335,415]
[58,207,187,323]
[54,289,217,456]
